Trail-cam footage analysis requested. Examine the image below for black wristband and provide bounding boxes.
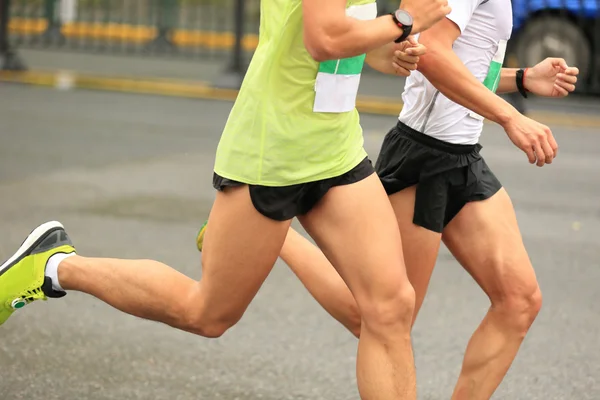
[516,69,528,99]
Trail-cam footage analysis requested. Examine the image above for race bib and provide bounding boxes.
[469,39,507,121]
[313,2,377,113]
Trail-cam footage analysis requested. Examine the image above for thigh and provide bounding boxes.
[442,188,539,301]
[299,173,412,313]
[389,186,442,322]
[199,185,291,322]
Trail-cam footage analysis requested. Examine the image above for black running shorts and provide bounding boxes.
[376,121,502,233]
[213,157,375,221]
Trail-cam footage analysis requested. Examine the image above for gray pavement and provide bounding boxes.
[0,83,599,400]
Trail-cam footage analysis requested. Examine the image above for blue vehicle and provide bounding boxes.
[512,0,599,84]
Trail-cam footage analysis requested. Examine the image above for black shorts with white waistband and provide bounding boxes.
[375,121,502,233]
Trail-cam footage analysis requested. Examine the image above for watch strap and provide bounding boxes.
[390,12,412,43]
[516,68,528,99]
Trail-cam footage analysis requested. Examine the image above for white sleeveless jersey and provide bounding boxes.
[399,0,513,144]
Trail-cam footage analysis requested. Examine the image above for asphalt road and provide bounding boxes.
[1,83,599,400]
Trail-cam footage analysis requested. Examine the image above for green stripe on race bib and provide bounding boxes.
[313,2,377,113]
[470,40,508,120]
[319,54,367,76]
[482,60,502,93]
[482,40,507,93]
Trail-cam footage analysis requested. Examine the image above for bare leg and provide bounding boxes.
[59,186,291,337]
[280,186,441,337]
[443,188,542,400]
[300,174,416,400]
[281,228,361,336]
[388,186,442,324]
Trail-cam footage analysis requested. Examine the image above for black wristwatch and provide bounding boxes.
[390,10,413,43]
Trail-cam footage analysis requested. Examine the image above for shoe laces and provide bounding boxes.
[10,287,47,310]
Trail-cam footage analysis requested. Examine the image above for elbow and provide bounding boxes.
[414,41,452,75]
[306,46,332,63]
[415,52,437,75]
[304,35,340,62]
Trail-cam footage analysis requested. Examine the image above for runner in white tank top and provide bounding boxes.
[400,0,513,144]
[276,0,580,397]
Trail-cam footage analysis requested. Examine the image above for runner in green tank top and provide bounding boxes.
[0,1,451,399]
[215,0,377,186]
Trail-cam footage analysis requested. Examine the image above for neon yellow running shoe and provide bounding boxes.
[0,221,75,326]
[196,221,208,252]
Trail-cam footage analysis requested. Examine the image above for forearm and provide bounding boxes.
[366,43,397,75]
[497,68,518,94]
[307,15,402,61]
[418,49,517,125]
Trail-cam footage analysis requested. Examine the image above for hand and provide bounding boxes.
[525,58,579,97]
[392,36,427,76]
[503,113,559,167]
[399,0,451,34]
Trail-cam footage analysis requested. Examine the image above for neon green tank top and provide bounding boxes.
[214,0,377,186]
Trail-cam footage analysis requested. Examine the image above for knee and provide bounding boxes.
[359,284,415,338]
[175,287,245,338]
[492,283,542,336]
[184,311,242,339]
[188,319,234,339]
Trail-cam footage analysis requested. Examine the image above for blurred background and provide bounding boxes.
[0,1,599,400]
[1,0,600,93]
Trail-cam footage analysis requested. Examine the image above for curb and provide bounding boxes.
[2,69,600,128]
[0,69,401,116]
[9,18,259,51]
[0,70,240,101]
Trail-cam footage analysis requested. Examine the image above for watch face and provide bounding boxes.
[395,10,413,26]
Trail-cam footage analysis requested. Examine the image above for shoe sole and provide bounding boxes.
[0,221,65,277]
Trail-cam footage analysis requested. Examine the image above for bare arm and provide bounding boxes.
[497,61,579,96]
[366,39,425,76]
[409,18,558,167]
[497,68,519,94]
[366,43,398,74]
[415,18,517,124]
[302,0,450,62]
